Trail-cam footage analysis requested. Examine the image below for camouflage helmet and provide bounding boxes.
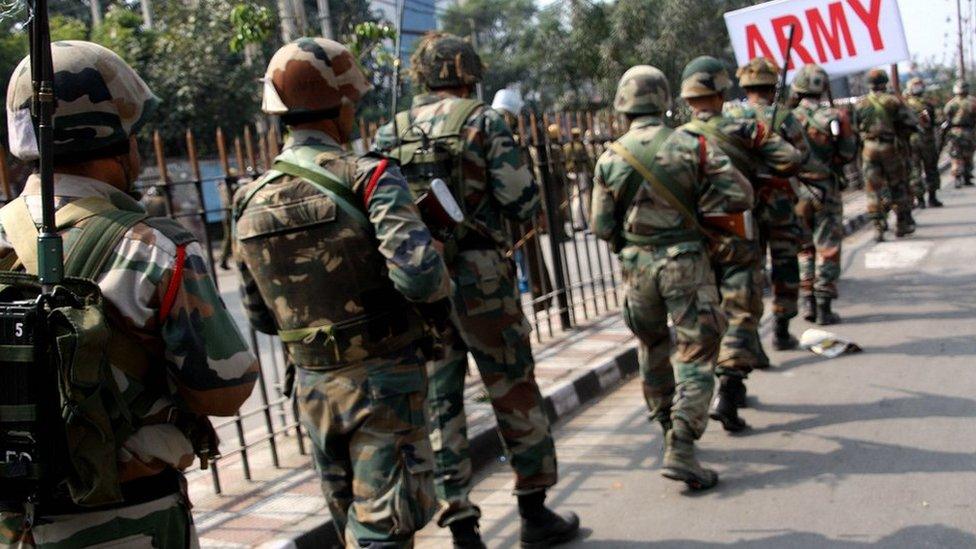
[953,79,969,95]
[736,57,779,88]
[792,63,830,96]
[907,77,926,96]
[6,40,158,162]
[865,69,889,89]
[680,56,732,99]
[410,32,483,90]
[614,65,670,115]
[262,38,371,118]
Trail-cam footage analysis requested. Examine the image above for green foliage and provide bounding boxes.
[90,5,154,67]
[49,14,88,42]
[229,3,274,53]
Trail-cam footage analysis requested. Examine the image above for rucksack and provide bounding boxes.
[0,195,194,512]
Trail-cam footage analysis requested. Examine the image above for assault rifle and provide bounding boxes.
[769,24,797,138]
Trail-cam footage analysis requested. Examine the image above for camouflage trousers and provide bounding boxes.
[797,179,844,299]
[619,242,724,439]
[948,130,975,185]
[0,492,197,548]
[428,249,556,526]
[296,346,437,547]
[910,134,941,198]
[756,187,801,319]
[862,140,913,232]
[712,236,765,376]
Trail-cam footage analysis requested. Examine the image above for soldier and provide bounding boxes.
[563,126,594,230]
[855,69,919,240]
[233,38,451,547]
[0,41,258,548]
[679,56,803,432]
[905,78,943,207]
[943,79,976,188]
[791,64,858,325]
[725,57,809,351]
[591,65,752,490]
[373,33,579,548]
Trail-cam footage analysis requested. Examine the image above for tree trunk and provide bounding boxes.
[89,0,102,26]
[277,0,298,42]
[316,0,333,39]
[140,0,153,29]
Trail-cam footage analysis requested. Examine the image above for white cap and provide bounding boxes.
[491,88,524,116]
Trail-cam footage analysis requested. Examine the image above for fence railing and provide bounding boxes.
[119,108,628,494]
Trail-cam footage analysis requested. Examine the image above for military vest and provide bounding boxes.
[858,93,899,140]
[0,194,198,510]
[234,145,422,369]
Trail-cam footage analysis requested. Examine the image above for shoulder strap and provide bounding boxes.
[64,208,148,279]
[143,216,197,246]
[867,94,893,127]
[610,131,702,234]
[685,118,758,177]
[442,99,485,137]
[271,158,371,229]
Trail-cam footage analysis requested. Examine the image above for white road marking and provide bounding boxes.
[864,241,933,270]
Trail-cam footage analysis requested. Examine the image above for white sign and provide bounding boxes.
[724,0,909,78]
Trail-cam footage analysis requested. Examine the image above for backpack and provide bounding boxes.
[0,195,194,512]
[386,99,501,259]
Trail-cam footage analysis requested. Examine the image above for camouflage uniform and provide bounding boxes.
[943,81,976,188]
[593,65,752,489]
[374,58,559,533]
[904,79,941,204]
[0,41,257,548]
[234,39,450,547]
[856,70,919,238]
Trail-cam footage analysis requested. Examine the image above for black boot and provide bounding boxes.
[450,517,487,549]
[816,297,841,325]
[518,491,580,548]
[709,376,749,433]
[928,190,944,207]
[802,295,817,322]
[773,316,799,350]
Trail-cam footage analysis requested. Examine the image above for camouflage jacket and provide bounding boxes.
[905,95,939,135]
[234,130,451,367]
[682,110,803,183]
[793,98,858,170]
[0,174,258,481]
[562,140,593,176]
[373,93,540,248]
[856,91,918,141]
[724,98,811,163]
[943,95,976,136]
[591,115,753,248]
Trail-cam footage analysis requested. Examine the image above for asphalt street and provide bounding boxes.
[415,183,976,548]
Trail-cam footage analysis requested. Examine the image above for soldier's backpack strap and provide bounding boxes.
[442,99,485,137]
[272,158,371,229]
[866,93,893,130]
[685,118,760,178]
[611,128,674,232]
[609,132,703,235]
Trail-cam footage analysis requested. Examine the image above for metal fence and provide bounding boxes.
[111,109,629,494]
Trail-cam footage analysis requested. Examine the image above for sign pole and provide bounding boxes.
[890,64,900,95]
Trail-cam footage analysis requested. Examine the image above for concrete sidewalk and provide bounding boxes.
[191,190,872,549]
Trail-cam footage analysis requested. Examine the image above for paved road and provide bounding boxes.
[416,185,976,548]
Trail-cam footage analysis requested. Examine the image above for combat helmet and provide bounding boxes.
[410,32,483,90]
[906,77,926,96]
[262,37,371,122]
[953,79,969,95]
[865,69,889,90]
[5,40,158,162]
[681,56,732,99]
[614,65,671,115]
[792,64,830,96]
[736,57,779,88]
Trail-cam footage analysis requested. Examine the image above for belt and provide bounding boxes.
[0,469,183,516]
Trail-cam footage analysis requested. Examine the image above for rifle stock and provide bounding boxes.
[702,211,755,240]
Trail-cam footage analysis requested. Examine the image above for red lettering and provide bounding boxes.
[746,23,776,60]
[848,0,885,51]
[771,15,815,69]
[806,3,857,62]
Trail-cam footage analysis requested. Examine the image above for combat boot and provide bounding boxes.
[449,517,487,549]
[873,219,886,242]
[773,316,799,350]
[802,295,817,322]
[928,190,944,207]
[709,376,749,433]
[816,297,841,325]
[518,491,580,548]
[661,425,719,490]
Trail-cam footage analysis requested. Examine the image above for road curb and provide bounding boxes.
[283,204,874,549]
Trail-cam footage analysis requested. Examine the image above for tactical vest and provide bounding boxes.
[234,146,423,369]
[0,194,197,512]
[685,117,762,180]
[859,94,897,140]
[385,99,501,259]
